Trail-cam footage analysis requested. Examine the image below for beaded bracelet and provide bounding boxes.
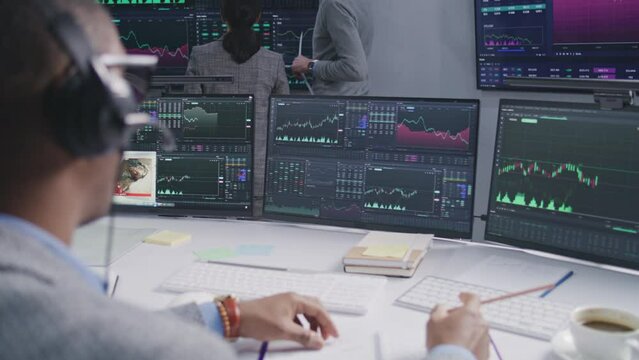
[215,295,240,341]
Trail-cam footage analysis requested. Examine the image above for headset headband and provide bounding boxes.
[34,0,95,76]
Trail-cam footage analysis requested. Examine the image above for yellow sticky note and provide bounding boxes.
[363,244,410,259]
[144,230,191,247]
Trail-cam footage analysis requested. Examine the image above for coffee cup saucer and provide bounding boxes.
[551,329,631,360]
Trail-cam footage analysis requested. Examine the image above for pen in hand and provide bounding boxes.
[257,341,268,360]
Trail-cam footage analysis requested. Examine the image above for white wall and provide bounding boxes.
[367,0,590,240]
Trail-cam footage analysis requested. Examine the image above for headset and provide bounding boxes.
[33,0,158,157]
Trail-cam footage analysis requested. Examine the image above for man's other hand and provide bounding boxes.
[427,292,490,360]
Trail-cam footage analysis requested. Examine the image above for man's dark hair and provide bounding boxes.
[0,0,117,188]
[0,0,114,104]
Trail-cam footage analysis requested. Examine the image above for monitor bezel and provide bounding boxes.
[485,98,639,270]
[263,95,480,239]
[112,94,256,218]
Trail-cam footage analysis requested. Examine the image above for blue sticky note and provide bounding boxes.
[236,244,274,256]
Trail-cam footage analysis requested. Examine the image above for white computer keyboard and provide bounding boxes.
[395,276,575,341]
[161,262,387,315]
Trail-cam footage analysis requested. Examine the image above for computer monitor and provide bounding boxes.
[264,96,480,238]
[99,0,319,9]
[105,1,318,88]
[113,95,255,217]
[475,0,639,90]
[486,99,639,270]
[111,10,192,75]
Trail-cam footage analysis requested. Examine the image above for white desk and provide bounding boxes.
[97,215,639,360]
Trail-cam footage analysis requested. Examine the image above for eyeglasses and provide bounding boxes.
[97,54,158,104]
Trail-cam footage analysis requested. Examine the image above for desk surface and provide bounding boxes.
[96,215,639,360]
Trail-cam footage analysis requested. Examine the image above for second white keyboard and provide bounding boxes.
[395,276,575,340]
[161,262,387,315]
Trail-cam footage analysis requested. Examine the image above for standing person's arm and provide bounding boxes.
[292,2,367,82]
[313,2,368,82]
[274,55,291,95]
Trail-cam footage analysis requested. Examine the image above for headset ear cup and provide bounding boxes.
[45,71,125,157]
[44,74,86,157]
[35,0,136,157]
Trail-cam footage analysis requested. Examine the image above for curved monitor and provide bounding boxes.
[486,99,639,270]
[113,94,255,217]
[264,96,480,238]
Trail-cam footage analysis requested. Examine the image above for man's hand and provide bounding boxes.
[237,292,339,350]
[427,292,490,360]
[292,55,313,77]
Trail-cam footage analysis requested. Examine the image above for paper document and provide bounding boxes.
[378,329,426,360]
[237,244,275,256]
[363,244,410,259]
[256,332,377,360]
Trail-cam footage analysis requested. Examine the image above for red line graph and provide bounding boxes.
[396,123,470,150]
[120,30,189,67]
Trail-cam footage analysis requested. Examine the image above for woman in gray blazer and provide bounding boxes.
[186,0,290,216]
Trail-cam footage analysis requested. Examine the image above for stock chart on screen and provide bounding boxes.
[264,96,480,238]
[475,0,639,89]
[103,0,318,87]
[113,13,191,75]
[113,95,254,217]
[486,99,639,269]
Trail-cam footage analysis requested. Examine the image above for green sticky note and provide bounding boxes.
[194,248,237,261]
[363,244,410,259]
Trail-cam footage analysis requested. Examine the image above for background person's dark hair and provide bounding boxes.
[221,0,262,64]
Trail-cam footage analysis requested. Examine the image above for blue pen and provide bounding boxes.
[540,271,574,298]
[257,341,269,360]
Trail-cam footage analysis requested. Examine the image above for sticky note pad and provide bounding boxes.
[237,244,274,256]
[144,230,191,247]
[194,248,237,261]
[363,244,410,259]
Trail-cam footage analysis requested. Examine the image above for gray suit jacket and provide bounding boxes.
[0,225,236,360]
[312,0,374,96]
[186,41,290,216]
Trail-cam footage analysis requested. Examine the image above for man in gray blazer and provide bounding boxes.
[292,0,373,95]
[0,1,337,359]
[0,1,488,359]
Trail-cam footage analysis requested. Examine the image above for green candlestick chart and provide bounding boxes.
[498,161,599,189]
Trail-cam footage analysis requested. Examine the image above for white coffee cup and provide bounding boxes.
[570,306,639,360]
